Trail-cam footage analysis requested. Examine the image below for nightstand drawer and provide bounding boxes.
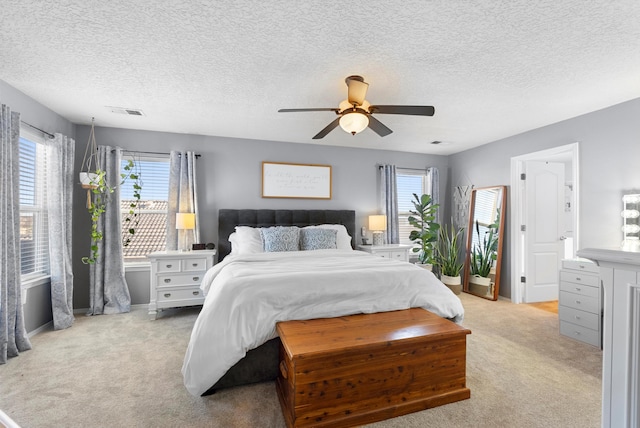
[561,259,599,273]
[157,287,204,302]
[157,259,182,273]
[182,258,208,271]
[158,273,204,287]
[559,306,599,330]
[559,280,599,298]
[559,321,600,347]
[388,251,408,261]
[559,290,598,314]
[560,271,599,287]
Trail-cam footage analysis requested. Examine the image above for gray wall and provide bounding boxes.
[450,97,640,298]
[72,125,450,308]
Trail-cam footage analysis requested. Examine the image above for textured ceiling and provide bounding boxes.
[1,1,639,154]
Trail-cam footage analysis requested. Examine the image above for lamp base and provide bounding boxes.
[372,231,384,246]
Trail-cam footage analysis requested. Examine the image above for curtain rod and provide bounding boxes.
[121,149,201,158]
[377,165,427,172]
[20,120,55,139]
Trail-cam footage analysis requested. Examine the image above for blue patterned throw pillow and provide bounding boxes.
[260,226,300,252]
[300,228,337,251]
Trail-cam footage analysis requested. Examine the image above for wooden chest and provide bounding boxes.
[276,308,471,428]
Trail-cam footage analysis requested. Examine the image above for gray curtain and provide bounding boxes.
[45,133,75,329]
[427,167,440,225]
[379,164,399,244]
[166,151,200,250]
[88,146,131,315]
[0,105,32,363]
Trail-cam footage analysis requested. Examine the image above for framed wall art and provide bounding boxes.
[262,161,332,199]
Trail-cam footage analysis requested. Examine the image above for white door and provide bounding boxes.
[524,161,565,303]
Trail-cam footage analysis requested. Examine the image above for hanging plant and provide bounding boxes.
[81,168,115,264]
[121,157,142,247]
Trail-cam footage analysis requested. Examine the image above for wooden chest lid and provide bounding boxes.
[276,308,470,360]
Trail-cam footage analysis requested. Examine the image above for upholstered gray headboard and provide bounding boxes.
[218,209,356,261]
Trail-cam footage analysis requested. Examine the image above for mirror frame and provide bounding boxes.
[463,185,507,301]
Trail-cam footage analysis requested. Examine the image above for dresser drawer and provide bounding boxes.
[560,320,600,347]
[559,280,599,299]
[559,271,599,288]
[559,306,600,330]
[182,258,208,271]
[157,259,182,273]
[388,251,408,261]
[561,259,599,273]
[559,291,598,314]
[157,287,204,302]
[157,273,204,287]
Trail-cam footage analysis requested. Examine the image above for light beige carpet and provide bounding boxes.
[0,293,602,428]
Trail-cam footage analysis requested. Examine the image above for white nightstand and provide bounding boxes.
[147,250,216,319]
[357,244,413,262]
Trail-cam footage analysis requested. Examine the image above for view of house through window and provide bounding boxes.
[120,155,170,263]
[18,130,50,279]
[396,169,430,245]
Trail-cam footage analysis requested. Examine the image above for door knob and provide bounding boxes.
[559,236,567,240]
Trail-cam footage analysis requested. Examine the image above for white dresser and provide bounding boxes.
[357,244,413,262]
[558,258,601,347]
[147,250,216,319]
[578,248,640,428]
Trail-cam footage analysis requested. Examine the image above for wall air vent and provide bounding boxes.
[106,106,145,116]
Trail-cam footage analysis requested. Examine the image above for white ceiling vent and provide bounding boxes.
[107,106,145,116]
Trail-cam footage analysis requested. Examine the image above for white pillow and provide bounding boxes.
[229,226,264,255]
[303,224,352,250]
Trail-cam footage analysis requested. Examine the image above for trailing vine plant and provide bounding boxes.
[121,158,142,247]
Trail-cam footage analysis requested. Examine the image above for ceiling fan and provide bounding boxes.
[278,75,435,139]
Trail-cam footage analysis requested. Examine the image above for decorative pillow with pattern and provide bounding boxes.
[300,228,337,251]
[259,226,300,252]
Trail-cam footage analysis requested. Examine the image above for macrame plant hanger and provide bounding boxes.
[79,118,101,208]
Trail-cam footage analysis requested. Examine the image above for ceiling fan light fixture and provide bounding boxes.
[339,111,369,135]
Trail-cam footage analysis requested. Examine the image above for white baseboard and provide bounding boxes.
[27,321,52,338]
[0,409,22,428]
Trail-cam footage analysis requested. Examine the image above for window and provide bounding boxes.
[120,155,170,263]
[19,130,50,280]
[396,170,429,245]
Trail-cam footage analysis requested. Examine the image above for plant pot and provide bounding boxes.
[415,263,433,271]
[441,274,462,295]
[79,172,99,189]
[469,275,491,296]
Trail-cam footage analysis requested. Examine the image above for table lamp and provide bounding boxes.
[176,212,196,251]
[369,215,387,246]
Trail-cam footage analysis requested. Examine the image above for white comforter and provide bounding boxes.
[181,249,465,396]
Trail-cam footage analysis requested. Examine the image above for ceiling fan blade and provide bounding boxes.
[346,75,369,106]
[312,117,341,139]
[367,115,393,137]
[279,108,338,113]
[369,105,435,116]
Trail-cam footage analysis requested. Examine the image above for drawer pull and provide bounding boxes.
[575,300,581,304]
[279,360,288,379]
[575,287,581,291]
[574,331,581,336]
[575,277,581,281]
[164,293,171,298]
[579,265,585,269]
[574,315,581,320]
[192,276,200,282]
[165,264,173,268]
[192,291,199,296]
[164,279,171,284]
[192,263,199,267]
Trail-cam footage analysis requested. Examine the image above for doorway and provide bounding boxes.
[510,143,579,304]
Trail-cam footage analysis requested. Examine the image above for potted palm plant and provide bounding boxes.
[469,220,497,295]
[408,193,440,270]
[435,223,464,294]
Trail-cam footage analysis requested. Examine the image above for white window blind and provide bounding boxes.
[19,134,50,278]
[120,156,170,262]
[396,171,428,245]
[471,188,499,248]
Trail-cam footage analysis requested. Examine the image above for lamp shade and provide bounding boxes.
[368,215,387,231]
[339,111,369,135]
[176,213,196,230]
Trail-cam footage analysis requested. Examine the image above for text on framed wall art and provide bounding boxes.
[262,162,332,199]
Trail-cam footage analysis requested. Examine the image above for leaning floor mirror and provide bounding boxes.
[463,186,507,301]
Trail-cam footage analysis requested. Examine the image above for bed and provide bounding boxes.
[181,209,465,397]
